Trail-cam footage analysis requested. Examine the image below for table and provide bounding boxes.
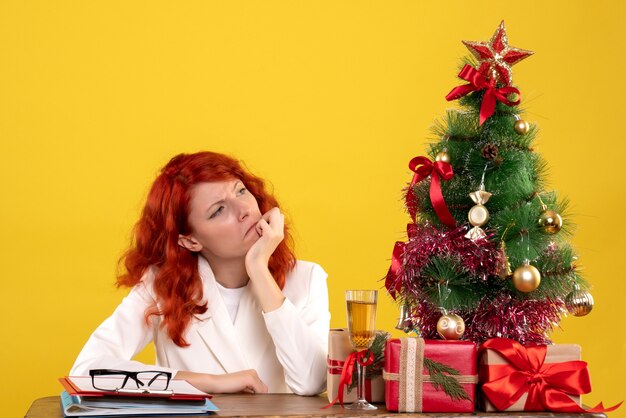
[25,394,607,417]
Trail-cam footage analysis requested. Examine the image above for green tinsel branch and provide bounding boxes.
[421,255,482,310]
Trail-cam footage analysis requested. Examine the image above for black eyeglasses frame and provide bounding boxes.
[88,369,173,394]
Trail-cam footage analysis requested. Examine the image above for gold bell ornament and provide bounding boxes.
[395,301,414,333]
[436,312,465,340]
[512,260,541,293]
[565,284,594,317]
[513,114,530,135]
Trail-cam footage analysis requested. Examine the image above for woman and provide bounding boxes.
[71,151,330,396]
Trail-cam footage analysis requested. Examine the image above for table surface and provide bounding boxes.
[25,394,608,418]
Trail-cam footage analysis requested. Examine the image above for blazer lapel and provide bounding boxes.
[233,286,272,370]
[194,256,249,373]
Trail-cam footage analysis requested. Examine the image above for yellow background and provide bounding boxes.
[1,1,624,416]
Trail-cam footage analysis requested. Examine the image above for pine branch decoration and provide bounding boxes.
[423,358,471,401]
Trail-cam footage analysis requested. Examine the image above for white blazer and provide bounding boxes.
[71,257,330,395]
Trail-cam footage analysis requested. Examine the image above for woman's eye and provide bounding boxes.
[210,206,224,219]
[237,187,247,195]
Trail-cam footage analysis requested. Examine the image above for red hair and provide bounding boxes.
[117,151,296,347]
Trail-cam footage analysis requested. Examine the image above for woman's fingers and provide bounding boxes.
[261,206,280,222]
[256,208,284,239]
[255,218,267,237]
[248,377,269,394]
[245,208,285,269]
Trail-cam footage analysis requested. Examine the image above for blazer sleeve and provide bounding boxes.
[261,262,330,396]
[70,275,177,376]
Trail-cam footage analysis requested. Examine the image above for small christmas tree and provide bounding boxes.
[385,21,594,345]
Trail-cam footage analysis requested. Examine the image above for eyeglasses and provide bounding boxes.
[89,369,173,394]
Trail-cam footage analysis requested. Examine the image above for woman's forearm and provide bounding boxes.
[175,370,268,394]
[246,262,285,313]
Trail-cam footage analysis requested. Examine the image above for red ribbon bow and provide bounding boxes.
[407,156,456,228]
[385,241,405,299]
[384,224,417,299]
[445,65,521,125]
[323,350,375,408]
[480,338,621,413]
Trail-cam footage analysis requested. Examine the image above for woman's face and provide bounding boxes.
[181,179,262,260]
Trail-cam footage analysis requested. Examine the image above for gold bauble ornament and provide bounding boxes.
[512,262,541,293]
[565,286,594,317]
[435,149,450,164]
[514,119,529,135]
[436,313,465,340]
[538,206,563,234]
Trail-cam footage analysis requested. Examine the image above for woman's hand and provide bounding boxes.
[175,370,268,394]
[245,207,284,271]
[244,207,286,313]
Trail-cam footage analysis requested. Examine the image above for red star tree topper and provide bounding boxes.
[462,20,533,86]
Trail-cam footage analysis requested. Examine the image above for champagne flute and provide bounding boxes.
[345,289,378,410]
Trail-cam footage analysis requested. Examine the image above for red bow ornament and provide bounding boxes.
[446,65,521,125]
[384,224,418,299]
[385,240,405,299]
[480,338,621,413]
[407,156,456,228]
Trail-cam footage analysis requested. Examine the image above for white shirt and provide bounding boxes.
[70,257,330,395]
[215,281,246,323]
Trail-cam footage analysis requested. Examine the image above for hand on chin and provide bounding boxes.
[244,207,284,271]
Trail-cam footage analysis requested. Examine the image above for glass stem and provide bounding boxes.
[357,362,366,402]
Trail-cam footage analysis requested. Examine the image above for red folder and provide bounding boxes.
[59,376,212,401]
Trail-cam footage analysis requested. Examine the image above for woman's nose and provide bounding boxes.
[235,200,251,221]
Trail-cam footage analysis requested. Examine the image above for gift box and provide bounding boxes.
[383,337,477,412]
[326,328,385,404]
[479,338,586,412]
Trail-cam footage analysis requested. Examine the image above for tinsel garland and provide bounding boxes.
[412,294,565,345]
[465,293,565,345]
[400,223,501,296]
[397,223,566,345]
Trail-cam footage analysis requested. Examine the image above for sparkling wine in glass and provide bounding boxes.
[345,290,377,410]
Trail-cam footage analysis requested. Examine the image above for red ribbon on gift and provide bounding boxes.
[327,359,374,399]
[323,350,375,408]
[445,65,521,125]
[407,156,456,228]
[480,338,622,413]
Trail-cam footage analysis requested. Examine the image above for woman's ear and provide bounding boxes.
[178,234,203,252]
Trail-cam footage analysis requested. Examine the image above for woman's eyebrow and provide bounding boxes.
[206,181,242,212]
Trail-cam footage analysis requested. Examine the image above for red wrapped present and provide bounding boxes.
[479,338,621,413]
[383,337,477,412]
[326,329,385,405]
